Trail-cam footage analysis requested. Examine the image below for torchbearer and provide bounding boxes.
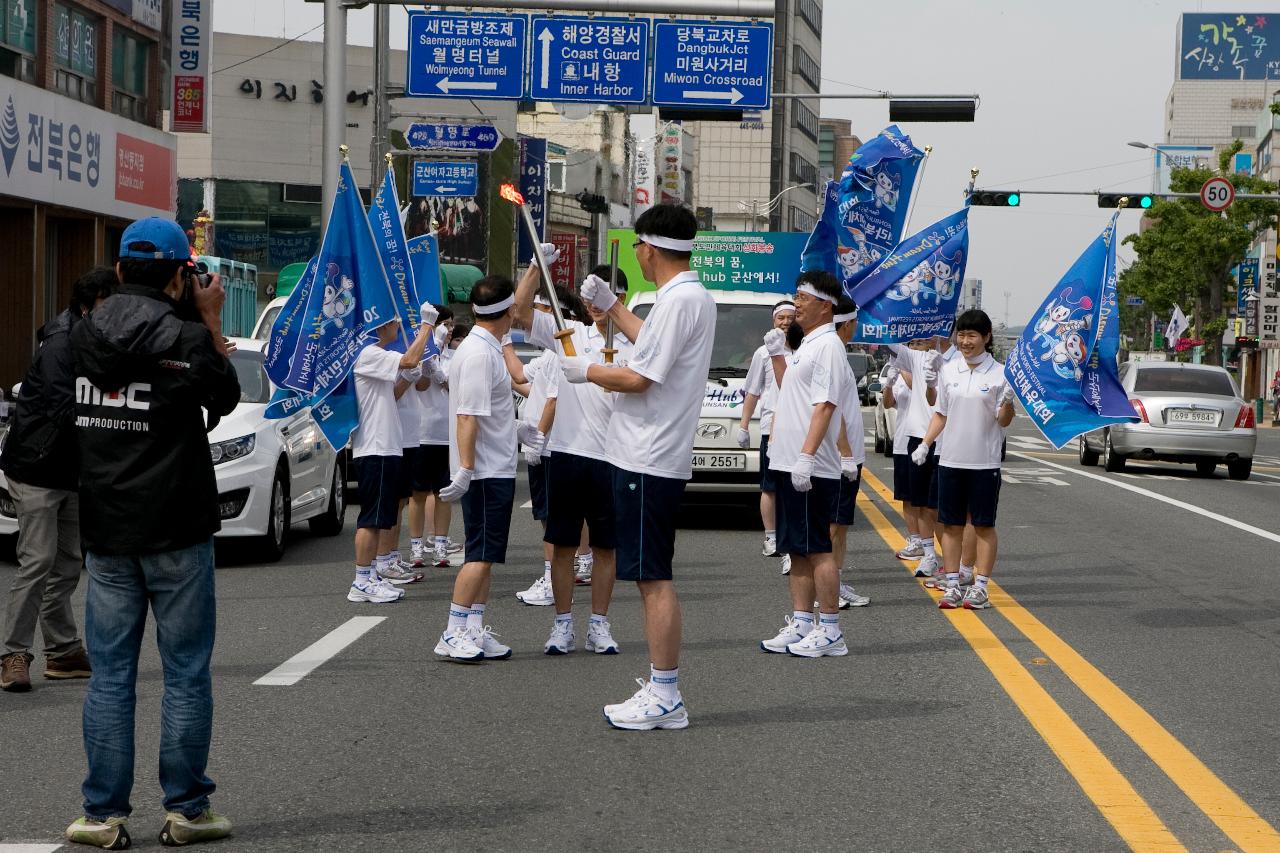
[500,183,576,356]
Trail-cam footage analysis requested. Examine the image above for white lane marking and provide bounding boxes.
[0,845,63,852]
[520,500,533,509]
[1007,435,1050,449]
[1251,470,1280,482]
[1009,451,1280,544]
[254,617,386,686]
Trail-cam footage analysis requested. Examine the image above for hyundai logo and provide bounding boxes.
[696,423,726,439]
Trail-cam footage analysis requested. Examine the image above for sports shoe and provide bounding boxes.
[445,538,463,554]
[839,583,870,608]
[434,627,484,662]
[65,816,130,849]
[408,544,428,568]
[960,570,976,587]
[158,809,232,846]
[574,556,593,586]
[761,616,811,653]
[896,538,925,560]
[379,563,424,585]
[472,625,512,660]
[786,624,849,657]
[1,651,33,692]
[516,574,554,606]
[544,619,576,655]
[922,575,947,590]
[347,579,400,604]
[430,544,451,568]
[762,537,777,557]
[585,619,620,654]
[45,647,92,679]
[604,678,650,715]
[913,553,939,578]
[938,585,965,609]
[604,680,689,731]
[962,585,991,610]
[780,553,792,575]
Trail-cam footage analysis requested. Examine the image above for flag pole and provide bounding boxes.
[384,151,412,349]
[902,144,933,235]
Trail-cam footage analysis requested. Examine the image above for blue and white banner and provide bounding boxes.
[1006,213,1138,449]
[800,125,926,298]
[263,255,318,389]
[850,208,969,344]
[407,233,444,307]
[369,169,421,352]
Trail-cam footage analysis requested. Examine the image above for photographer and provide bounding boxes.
[65,218,239,849]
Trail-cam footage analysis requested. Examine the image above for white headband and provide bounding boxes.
[796,282,838,305]
[639,233,695,253]
[773,303,796,318]
[533,294,550,307]
[473,294,515,316]
[834,311,856,324]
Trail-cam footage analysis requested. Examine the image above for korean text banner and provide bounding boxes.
[606,229,808,299]
[407,234,444,306]
[264,255,319,390]
[1005,213,1138,449]
[850,208,969,344]
[369,169,421,352]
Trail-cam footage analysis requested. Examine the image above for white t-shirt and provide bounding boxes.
[351,345,404,459]
[448,326,518,480]
[520,349,560,458]
[835,357,866,466]
[936,353,1009,470]
[767,324,852,480]
[395,367,422,449]
[890,375,912,455]
[606,270,717,480]
[743,344,785,435]
[889,346,934,440]
[418,355,449,446]
[934,344,961,455]
[529,311,631,460]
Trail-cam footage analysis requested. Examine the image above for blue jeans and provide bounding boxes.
[81,539,217,820]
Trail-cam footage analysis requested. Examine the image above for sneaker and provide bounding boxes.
[603,681,689,731]
[839,583,870,608]
[786,625,849,658]
[922,575,947,590]
[962,585,991,610]
[762,537,777,557]
[604,677,650,715]
[960,571,976,587]
[761,616,811,654]
[45,647,92,679]
[347,579,400,604]
[430,544,451,568]
[158,809,232,846]
[472,625,512,660]
[65,816,130,850]
[544,620,576,655]
[445,538,463,554]
[378,563,424,585]
[516,574,554,606]
[434,627,484,662]
[938,585,965,609]
[1,651,33,692]
[585,619,620,655]
[780,554,792,575]
[409,544,428,568]
[913,553,939,578]
[896,539,925,560]
[574,557,593,586]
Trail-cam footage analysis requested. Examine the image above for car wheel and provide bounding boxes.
[1194,460,1217,477]
[1227,459,1252,481]
[873,426,885,455]
[309,457,347,536]
[257,466,289,563]
[1001,438,1007,462]
[1078,437,1100,466]
[1102,431,1126,473]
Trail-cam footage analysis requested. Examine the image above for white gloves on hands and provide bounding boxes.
[419,302,439,327]
[500,334,513,348]
[560,356,591,384]
[791,453,815,492]
[424,356,448,385]
[433,324,450,350]
[910,443,932,466]
[763,328,787,357]
[736,427,751,449]
[580,274,618,313]
[884,366,900,385]
[521,430,547,466]
[400,366,422,383]
[922,351,942,387]
[841,456,859,481]
[536,241,560,267]
[998,384,1016,407]
[515,422,542,447]
[439,467,473,502]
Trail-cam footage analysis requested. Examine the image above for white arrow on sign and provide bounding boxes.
[681,87,744,104]
[434,186,458,193]
[539,28,554,90]
[436,77,499,94]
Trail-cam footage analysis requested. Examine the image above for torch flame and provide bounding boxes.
[499,183,525,205]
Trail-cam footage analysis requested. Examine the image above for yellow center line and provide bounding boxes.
[859,465,1280,853]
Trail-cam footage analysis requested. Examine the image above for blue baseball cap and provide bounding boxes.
[118,217,192,262]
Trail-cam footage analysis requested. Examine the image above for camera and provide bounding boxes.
[177,261,211,321]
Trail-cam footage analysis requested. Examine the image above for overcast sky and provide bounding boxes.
[213,0,1251,325]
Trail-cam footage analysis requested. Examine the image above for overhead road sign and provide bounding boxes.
[406,123,503,152]
[651,20,773,110]
[406,12,527,99]
[1200,177,1235,212]
[412,160,479,197]
[529,16,649,104]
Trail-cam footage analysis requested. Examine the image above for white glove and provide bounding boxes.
[884,366,900,385]
[439,467,473,502]
[425,356,448,385]
[419,302,439,327]
[500,334,513,348]
[433,324,450,350]
[998,384,1016,407]
[763,328,787,357]
[910,443,932,465]
[922,351,942,387]
[524,446,544,466]
[521,430,547,466]
[399,366,422,382]
[791,453,815,492]
[536,241,560,266]
[735,427,751,449]
[580,274,618,313]
[560,356,591,384]
[516,422,542,447]
[841,456,859,481]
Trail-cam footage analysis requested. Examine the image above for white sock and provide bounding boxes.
[960,563,975,579]
[650,666,679,702]
[792,610,814,628]
[764,530,776,540]
[543,560,552,581]
[467,603,486,631]
[375,553,389,570]
[579,552,593,569]
[411,537,424,550]
[974,574,989,590]
[389,549,401,562]
[355,564,372,582]
[819,611,840,637]
[554,612,572,627]
[945,572,960,589]
[590,613,607,626]
[922,541,936,559]
[446,603,468,632]
[434,535,448,549]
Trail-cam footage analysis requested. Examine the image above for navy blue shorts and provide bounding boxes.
[774,474,837,557]
[829,466,861,527]
[612,466,686,582]
[396,446,416,499]
[906,436,938,509]
[413,444,450,494]
[892,453,911,501]
[460,477,515,564]
[936,465,1001,528]
[355,455,402,530]
[759,433,777,494]
[545,452,616,549]
[528,461,548,521]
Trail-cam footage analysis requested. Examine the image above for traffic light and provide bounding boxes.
[574,191,609,214]
[969,190,1021,207]
[1098,193,1153,209]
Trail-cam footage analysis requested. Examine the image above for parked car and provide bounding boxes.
[1078,361,1256,479]
[0,420,15,552]
[848,350,876,405]
[872,363,898,457]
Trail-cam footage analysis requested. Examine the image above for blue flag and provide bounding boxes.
[369,170,420,352]
[263,255,319,389]
[407,234,444,307]
[1005,213,1139,449]
[800,125,925,298]
[850,208,969,344]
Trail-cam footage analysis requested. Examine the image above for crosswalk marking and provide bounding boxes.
[0,845,63,852]
[254,617,386,687]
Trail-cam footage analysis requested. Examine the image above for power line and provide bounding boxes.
[212,24,325,75]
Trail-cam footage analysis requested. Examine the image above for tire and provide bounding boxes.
[1102,431,1126,473]
[1000,438,1007,462]
[1078,437,1100,466]
[309,457,347,536]
[873,427,886,455]
[1194,460,1217,477]
[1227,459,1252,481]
[256,466,289,562]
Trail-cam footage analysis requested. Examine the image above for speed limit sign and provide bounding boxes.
[1200,177,1235,212]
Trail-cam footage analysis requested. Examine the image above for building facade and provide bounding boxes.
[817,118,859,185]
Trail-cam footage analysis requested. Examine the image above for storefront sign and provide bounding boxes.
[607,229,807,297]
[171,0,210,133]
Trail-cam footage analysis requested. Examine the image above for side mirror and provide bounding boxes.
[867,381,882,394]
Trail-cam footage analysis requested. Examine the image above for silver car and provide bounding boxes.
[872,363,898,458]
[1079,361,1256,479]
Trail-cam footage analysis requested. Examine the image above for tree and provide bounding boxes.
[1119,141,1280,363]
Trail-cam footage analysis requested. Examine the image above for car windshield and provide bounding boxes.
[847,353,872,380]
[231,351,271,404]
[1133,367,1235,397]
[254,305,282,341]
[633,301,775,378]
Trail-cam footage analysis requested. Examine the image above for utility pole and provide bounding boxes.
[1003,290,1012,327]
[322,0,346,223]
[370,3,391,193]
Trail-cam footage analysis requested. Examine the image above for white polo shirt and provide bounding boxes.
[892,347,934,440]
[767,323,852,479]
[606,270,717,480]
[936,352,1010,470]
[743,344,786,435]
[890,375,912,455]
[448,326,517,480]
[351,345,404,459]
[418,355,449,446]
[520,349,560,459]
[835,356,866,466]
[529,311,632,461]
[396,366,422,449]
[934,344,961,455]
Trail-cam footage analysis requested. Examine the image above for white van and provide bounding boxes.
[252,296,288,341]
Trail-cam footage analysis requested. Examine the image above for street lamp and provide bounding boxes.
[738,182,813,232]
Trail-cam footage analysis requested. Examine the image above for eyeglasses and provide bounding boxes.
[632,240,644,249]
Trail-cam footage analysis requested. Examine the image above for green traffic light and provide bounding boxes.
[1139,195,1152,209]
[1007,193,1020,207]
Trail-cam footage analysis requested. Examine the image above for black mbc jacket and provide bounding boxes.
[71,283,240,556]
[0,311,81,491]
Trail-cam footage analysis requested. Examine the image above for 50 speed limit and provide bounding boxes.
[1200,177,1235,212]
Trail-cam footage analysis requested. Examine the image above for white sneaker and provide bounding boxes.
[445,539,463,554]
[604,678,650,715]
[516,574,554,606]
[544,620,576,655]
[471,625,512,660]
[434,627,483,661]
[409,544,428,568]
[379,563,423,585]
[761,616,811,653]
[430,544,451,568]
[780,554,792,575]
[574,556,593,586]
[585,619,620,655]
[347,579,400,604]
[913,553,939,578]
[896,538,925,560]
[839,583,870,608]
[370,576,405,598]
[786,624,848,657]
[603,679,688,730]
[762,537,777,557]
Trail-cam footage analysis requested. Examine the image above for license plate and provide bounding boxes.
[1168,409,1217,425]
[693,453,747,471]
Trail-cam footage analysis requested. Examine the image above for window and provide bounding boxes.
[793,46,820,91]
[792,99,819,143]
[54,4,99,105]
[789,204,816,233]
[0,0,36,83]
[797,0,822,37]
[546,148,566,192]
[1231,124,1256,139]
[789,152,817,187]
[111,29,150,122]
[1133,367,1236,397]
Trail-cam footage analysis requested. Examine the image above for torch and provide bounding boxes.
[602,239,620,364]
[500,183,576,357]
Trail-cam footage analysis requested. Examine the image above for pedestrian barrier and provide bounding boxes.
[197,255,259,338]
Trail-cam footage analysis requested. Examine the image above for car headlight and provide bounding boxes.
[210,434,256,465]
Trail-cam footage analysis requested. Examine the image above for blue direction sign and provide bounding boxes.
[651,21,773,110]
[406,123,503,152]
[406,12,527,99]
[528,16,649,104]
[413,161,479,197]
